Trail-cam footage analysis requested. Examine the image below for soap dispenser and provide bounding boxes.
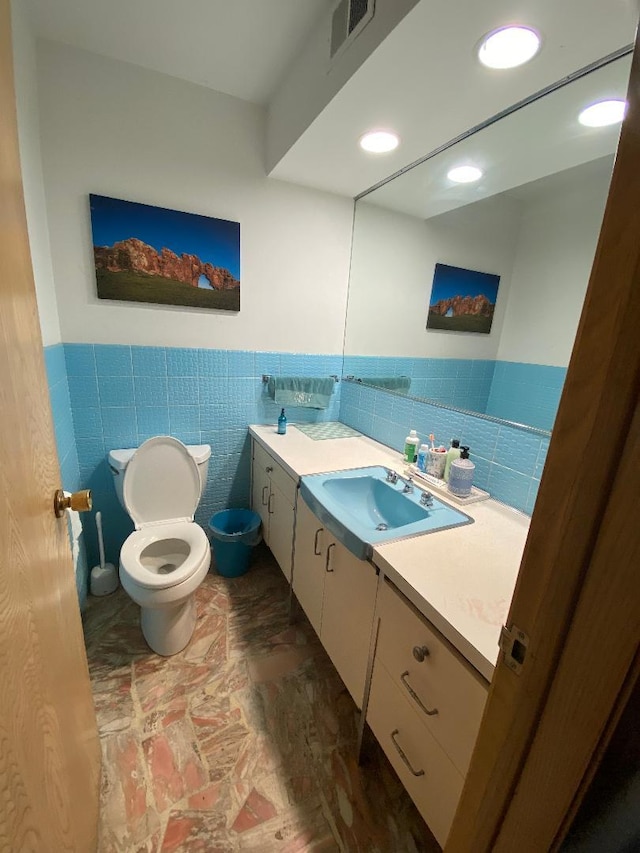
[448,446,474,497]
[277,408,287,435]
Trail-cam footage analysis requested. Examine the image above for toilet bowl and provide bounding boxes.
[109,436,212,656]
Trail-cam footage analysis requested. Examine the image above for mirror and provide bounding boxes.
[343,54,631,436]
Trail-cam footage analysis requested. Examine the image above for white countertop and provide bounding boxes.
[249,423,529,681]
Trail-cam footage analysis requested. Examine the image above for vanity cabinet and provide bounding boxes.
[251,440,296,582]
[366,579,488,846]
[293,495,378,706]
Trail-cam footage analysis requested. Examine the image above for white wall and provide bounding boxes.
[344,196,521,357]
[11,3,61,347]
[36,41,354,354]
[497,168,611,365]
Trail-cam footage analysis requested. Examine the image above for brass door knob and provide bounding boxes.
[54,489,92,518]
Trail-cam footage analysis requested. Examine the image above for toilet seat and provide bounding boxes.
[120,520,209,590]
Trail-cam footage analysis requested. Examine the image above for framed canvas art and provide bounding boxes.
[427,262,500,334]
[90,194,241,311]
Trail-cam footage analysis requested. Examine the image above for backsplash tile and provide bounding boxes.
[62,344,343,568]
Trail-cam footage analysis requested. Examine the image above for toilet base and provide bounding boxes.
[140,595,197,656]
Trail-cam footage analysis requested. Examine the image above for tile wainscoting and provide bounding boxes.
[45,344,552,607]
[44,343,90,608]
[344,355,565,432]
[339,380,548,515]
[57,344,342,572]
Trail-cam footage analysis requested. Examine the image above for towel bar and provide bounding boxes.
[262,374,339,383]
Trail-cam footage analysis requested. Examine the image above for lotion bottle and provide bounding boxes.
[404,429,419,463]
[443,439,461,483]
[277,408,287,435]
[417,443,429,472]
[448,446,475,497]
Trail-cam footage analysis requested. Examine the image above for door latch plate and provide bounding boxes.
[500,624,529,675]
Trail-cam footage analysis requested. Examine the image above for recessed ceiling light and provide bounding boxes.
[478,26,541,69]
[578,99,627,127]
[447,165,483,184]
[359,130,400,153]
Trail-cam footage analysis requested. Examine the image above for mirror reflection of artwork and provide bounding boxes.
[427,263,500,334]
[90,194,241,311]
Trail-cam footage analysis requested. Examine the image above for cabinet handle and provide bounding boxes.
[313,528,323,556]
[266,466,273,473]
[261,485,269,506]
[401,671,438,717]
[390,729,425,777]
[268,493,274,514]
[325,542,335,572]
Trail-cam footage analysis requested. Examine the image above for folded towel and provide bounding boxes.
[359,376,411,392]
[267,376,335,409]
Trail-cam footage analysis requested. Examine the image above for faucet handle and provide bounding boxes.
[386,469,398,484]
[420,491,434,507]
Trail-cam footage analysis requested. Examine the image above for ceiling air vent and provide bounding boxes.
[330,0,375,60]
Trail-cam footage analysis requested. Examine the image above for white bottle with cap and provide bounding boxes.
[448,446,475,497]
[404,429,419,464]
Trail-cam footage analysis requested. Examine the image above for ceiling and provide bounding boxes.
[25,0,332,105]
[363,55,630,220]
[25,0,639,198]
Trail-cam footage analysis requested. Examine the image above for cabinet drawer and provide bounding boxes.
[252,441,297,506]
[377,580,488,775]
[367,660,464,848]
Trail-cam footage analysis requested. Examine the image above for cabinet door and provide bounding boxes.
[292,497,326,635]
[251,457,271,543]
[268,481,295,583]
[321,541,378,706]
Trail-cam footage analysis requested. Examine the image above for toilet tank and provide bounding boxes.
[108,442,211,511]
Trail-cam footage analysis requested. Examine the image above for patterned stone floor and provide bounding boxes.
[83,545,439,852]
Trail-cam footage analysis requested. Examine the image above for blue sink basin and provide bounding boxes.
[300,465,472,560]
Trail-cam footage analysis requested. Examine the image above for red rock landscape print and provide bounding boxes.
[427,262,500,334]
[90,195,241,311]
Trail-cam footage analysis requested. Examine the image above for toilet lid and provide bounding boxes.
[123,436,201,529]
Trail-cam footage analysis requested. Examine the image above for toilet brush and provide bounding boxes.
[90,511,118,596]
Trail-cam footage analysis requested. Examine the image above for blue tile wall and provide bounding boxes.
[44,344,89,610]
[343,356,496,414]
[64,344,343,568]
[339,380,546,515]
[486,361,566,432]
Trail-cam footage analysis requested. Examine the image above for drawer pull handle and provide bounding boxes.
[325,542,335,572]
[313,528,323,556]
[412,645,430,662]
[390,729,425,777]
[266,466,273,473]
[268,493,274,514]
[261,486,269,506]
[401,671,438,717]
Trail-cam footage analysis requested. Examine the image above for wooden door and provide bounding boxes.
[0,4,101,851]
[446,27,640,853]
[292,496,326,635]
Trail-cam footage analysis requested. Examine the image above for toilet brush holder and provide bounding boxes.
[90,511,118,596]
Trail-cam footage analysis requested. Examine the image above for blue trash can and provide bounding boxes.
[208,509,262,578]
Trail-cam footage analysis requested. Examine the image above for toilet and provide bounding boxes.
[108,436,212,656]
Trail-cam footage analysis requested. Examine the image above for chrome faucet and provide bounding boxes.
[386,469,398,484]
[420,491,434,508]
[402,477,414,494]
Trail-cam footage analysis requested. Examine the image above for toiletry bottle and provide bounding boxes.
[448,446,475,497]
[277,408,287,435]
[404,429,419,463]
[417,443,429,472]
[443,438,461,483]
